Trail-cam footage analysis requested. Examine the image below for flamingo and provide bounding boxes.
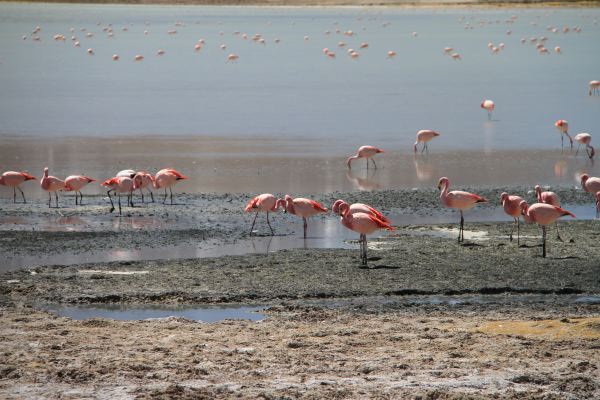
[589,80,600,96]
[554,119,573,149]
[437,177,487,242]
[574,133,595,159]
[534,185,564,240]
[64,175,96,205]
[133,172,155,203]
[500,192,525,245]
[346,146,384,170]
[338,202,394,267]
[387,50,396,59]
[117,169,137,178]
[153,168,188,204]
[520,201,575,258]
[0,171,36,203]
[481,99,494,120]
[331,200,390,223]
[40,167,66,208]
[414,130,440,154]
[283,195,327,238]
[580,174,600,217]
[101,176,134,215]
[244,193,285,235]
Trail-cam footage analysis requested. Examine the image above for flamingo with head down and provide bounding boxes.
[101,176,134,215]
[500,192,526,245]
[520,201,575,258]
[154,168,188,204]
[554,119,572,149]
[346,146,384,170]
[574,133,595,159]
[245,193,285,235]
[283,195,327,238]
[133,172,155,203]
[64,175,96,205]
[332,200,390,223]
[414,130,440,154]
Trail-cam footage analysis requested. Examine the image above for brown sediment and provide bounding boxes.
[477,317,600,339]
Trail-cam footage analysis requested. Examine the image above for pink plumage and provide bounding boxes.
[438,177,486,242]
[284,195,328,238]
[346,145,384,170]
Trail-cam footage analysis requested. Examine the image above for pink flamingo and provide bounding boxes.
[331,199,390,223]
[500,192,525,245]
[117,169,136,178]
[520,201,575,257]
[64,175,96,205]
[346,146,384,170]
[481,99,494,120]
[0,171,36,203]
[590,80,600,96]
[573,133,595,159]
[414,130,440,154]
[40,167,66,208]
[101,176,134,215]
[437,177,487,242]
[244,193,285,235]
[153,168,188,204]
[133,172,155,203]
[283,195,327,238]
[580,174,600,218]
[338,202,395,267]
[534,185,564,240]
[554,119,573,149]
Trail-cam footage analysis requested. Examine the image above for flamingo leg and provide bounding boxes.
[517,217,520,246]
[249,211,259,235]
[363,234,368,266]
[303,217,307,238]
[555,221,562,242]
[508,218,516,242]
[140,189,145,204]
[48,192,52,208]
[17,186,26,203]
[170,187,173,205]
[118,193,122,215]
[575,144,581,155]
[149,190,154,203]
[542,225,547,258]
[13,187,16,203]
[421,143,426,154]
[79,191,84,205]
[107,190,115,213]
[372,158,378,169]
[596,199,599,219]
[366,158,369,170]
[458,210,464,242]
[163,188,168,204]
[561,134,564,150]
[54,191,59,208]
[266,212,274,235]
[130,193,135,207]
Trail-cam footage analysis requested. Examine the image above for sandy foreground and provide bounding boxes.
[1,188,599,398]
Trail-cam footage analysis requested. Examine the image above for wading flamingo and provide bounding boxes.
[500,192,525,245]
[283,195,327,238]
[520,201,575,258]
[154,168,188,204]
[347,146,384,170]
[481,99,494,120]
[40,167,65,208]
[554,119,573,149]
[101,176,134,215]
[244,193,285,235]
[133,172,155,203]
[590,80,600,96]
[338,202,394,267]
[332,200,390,223]
[580,174,600,217]
[438,177,487,242]
[414,130,440,154]
[0,171,36,203]
[64,175,96,205]
[573,133,595,159]
[535,184,564,240]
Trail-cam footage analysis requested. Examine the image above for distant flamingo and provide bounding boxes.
[0,171,36,203]
[133,172,155,203]
[414,130,440,154]
[535,184,563,240]
[481,99,494,120]
[438,177,487,242]
[520,201,575,257]
[227,54,239,62]
[338,202,394,267]
[332,200,390,223]
[574,133,595,159]
[500,192,525,245]
[283,195,327,238]
[554,119,572,149]
[244,193,285,235]
[40,167,66,208]
[64,175,95,205]
[101,176,134,215]
[153,168,188,204]
[0,171,36,204]
[580,174,600,217]
[387,50,396,58]
[589,80,600,96]
[347,146,384,170]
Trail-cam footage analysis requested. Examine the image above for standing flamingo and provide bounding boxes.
[338,202,394,267]
[0,171,36,203]
[346,146,384,170]
[283,195,327,238]
[573,133,595,159]
[153,168,188,204]
[554,119,573,149]
[133,172,155,203]
[438,177,487,242]
[580,174,600,217]
[64,175,96,205]
[500,193,525,245]
[101,176,134,215]
[245,193,285,235]
[40,167,65,208]
[520,201,575,257]
[332,200,390,223]
[481,99,494,120]
[534,184,565,240]
[413,130,440,154]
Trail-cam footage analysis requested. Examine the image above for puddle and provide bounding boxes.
[40,304,266,322]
